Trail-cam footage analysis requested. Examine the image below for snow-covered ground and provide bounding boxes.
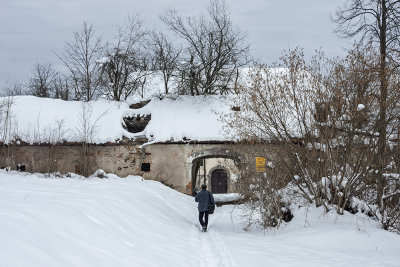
[0,170,399,267]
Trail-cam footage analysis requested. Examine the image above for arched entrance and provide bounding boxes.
[187,147,242,196]
[211,169,228,194]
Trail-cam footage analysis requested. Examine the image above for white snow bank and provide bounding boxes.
[213,193,242,202]
[0,170,399,267]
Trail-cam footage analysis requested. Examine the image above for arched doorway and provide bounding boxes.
[211,169,228,194]
[187,147,242,196]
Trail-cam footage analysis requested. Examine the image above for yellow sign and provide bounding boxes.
[256,157,266,172]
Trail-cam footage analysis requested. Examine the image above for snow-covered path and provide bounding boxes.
[0,170,399,267]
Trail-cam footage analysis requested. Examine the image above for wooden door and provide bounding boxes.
[211,169,228,194]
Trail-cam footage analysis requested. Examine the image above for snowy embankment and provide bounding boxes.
[1,95,232,144]
[0,170,399,267]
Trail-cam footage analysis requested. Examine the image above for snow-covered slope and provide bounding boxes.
[0,170,197,267]
[0,95,231,144]
[0,170,399,267]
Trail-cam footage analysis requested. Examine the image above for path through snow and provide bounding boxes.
[190,222,237,267]
[0,170,399,267]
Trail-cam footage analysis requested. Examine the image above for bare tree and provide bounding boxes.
[57,22,104,101]
[98,15,149,101]
[52,75,71,101]
[27,63,58,98]
[1,79,25,97]
[226,47,392,225]
[333,0,400,210]
[231,144,293,230]
[75,102,107,176]
[161,0,249,95]
[0,96,14,143]
[333,0,400,60]
[0,96,15,170]
[150,32,181,94]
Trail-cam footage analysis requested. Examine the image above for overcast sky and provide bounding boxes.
[0,0,350,89]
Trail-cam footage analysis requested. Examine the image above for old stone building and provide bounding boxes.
[0,95,244,195]
[0,140,244,195]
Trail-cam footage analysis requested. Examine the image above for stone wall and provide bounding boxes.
[0,142,247,194]
[0,143,144,177]
[142,143,241,194]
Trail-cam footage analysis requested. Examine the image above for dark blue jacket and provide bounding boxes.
[195,189,215,212]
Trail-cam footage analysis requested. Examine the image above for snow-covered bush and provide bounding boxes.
[232,145,294,230]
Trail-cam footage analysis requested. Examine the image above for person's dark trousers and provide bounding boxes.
[199,211,209,228]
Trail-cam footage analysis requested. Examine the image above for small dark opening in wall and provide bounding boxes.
[17,164,26,172]
[141,163,151,172]
[123,114,151,133]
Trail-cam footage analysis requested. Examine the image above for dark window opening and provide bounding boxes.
[141,163,151,172]
[17,164,26,172]
[75,165,81,175]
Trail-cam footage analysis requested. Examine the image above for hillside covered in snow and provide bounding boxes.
[0,170,399,267]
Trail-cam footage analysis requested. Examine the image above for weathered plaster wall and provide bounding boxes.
[143,143,241,194]
[0,142,245,194]
[0,144,144,177]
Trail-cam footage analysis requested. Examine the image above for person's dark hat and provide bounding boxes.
[201,184,207,190]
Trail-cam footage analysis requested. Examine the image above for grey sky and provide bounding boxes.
[0,0,350,87]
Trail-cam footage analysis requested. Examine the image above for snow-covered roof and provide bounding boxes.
[126,95,232,144]
[0,67,322,145]
[0,95,232,145]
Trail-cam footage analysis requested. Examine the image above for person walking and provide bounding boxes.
[194,184,215,232]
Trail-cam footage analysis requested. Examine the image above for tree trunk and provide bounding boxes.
[377,0,388,210]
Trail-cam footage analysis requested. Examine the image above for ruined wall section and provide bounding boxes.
[0,142,261,194]
[0,143,145,178]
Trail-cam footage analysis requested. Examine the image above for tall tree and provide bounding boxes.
[1,79,24,96]
[161,0,249,95]
[150,32,181,94]
[98,15,149,101]
[333,0,400,208]
[57,22,104,101]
